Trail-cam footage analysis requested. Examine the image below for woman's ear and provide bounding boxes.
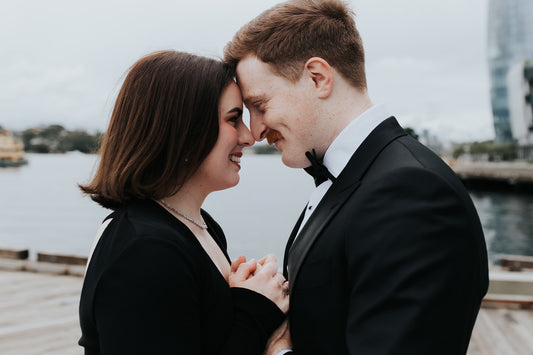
[303,57,333,99]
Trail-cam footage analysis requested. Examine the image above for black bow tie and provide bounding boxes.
[304,149,336,187]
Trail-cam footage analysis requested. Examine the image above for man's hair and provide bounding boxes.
[80,51,235,209]
[224,0,366,89]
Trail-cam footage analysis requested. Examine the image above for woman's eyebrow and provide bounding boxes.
[227,107,243,115]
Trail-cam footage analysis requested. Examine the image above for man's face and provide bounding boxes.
[236,55,318,168]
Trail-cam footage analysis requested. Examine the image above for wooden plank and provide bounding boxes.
[468,312,491,354]
[1,269,532,355]
[469,308,516,354]
[492,308,533,354]
[469,309,498,355]
[24,260,86,276]
[0,248,29,260]
[499,255,533,271]
[482,294,533,309]
[37,252,87,266]
[0,271,82,355]
[0,258,86,276]
[507,310,533,353]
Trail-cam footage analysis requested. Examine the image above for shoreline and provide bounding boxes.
[450,161,533,191]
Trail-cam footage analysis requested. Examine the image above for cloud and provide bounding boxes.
[365,53,493,142]
[0,0,495,142]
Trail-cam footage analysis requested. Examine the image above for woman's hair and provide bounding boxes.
[224,0,366,89]
[80,51,235,209]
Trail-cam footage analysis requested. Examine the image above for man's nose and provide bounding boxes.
[249,115,267,142]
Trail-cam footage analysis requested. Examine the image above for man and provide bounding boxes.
[224,0,488,354]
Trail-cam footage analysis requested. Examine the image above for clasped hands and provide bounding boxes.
[229,254,289,314]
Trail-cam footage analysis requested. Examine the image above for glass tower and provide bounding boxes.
[487,0,533,143]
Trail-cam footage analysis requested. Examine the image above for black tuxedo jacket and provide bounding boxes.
[283,117,488,354]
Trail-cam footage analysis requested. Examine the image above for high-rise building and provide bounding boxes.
[507,61,533,144]
[508,61,533,160]
[487,0,533,143]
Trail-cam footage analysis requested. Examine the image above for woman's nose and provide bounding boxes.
[239,124,255,146]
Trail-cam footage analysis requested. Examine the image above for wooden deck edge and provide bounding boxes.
[499,255,533,271]
[0,258,85,277]
[0,248,29,260]
[482,294,533,309]
[37,252,88,266]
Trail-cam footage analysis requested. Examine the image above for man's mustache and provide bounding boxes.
[266,130,283,145]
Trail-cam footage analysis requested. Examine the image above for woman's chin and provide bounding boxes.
[227,175,240,189]
[212,175,240,192]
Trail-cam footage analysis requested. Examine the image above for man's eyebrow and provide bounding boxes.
[242,94,264,106]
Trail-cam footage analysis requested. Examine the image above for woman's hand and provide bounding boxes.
[229,254,289,313]
[263,320,292,355]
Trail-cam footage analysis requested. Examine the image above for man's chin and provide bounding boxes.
[281,152,309,169]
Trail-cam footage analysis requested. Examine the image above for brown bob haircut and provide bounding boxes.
[224,0,366,89]
[80,51,235,210]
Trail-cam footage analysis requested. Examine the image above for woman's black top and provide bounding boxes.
[79,199,284,354]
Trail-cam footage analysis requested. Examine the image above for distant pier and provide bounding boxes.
[450,161,533,191]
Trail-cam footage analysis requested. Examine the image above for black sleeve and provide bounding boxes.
[343,167,486,354]
[93,238,284,355]
[230,287,286,354]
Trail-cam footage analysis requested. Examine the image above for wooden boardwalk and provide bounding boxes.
[1,269,533,354]
[0,270,82,355]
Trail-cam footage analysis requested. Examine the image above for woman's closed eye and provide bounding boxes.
[226,107,243,126]
[227,114,242,126]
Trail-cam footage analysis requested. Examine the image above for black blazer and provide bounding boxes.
[79,199,284,354]
[284,117,488,354]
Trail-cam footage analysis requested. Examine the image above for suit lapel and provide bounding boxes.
[287,117,407,292]
[283,207,306,279]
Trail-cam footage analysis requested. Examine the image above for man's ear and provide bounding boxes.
[303,57,333,99]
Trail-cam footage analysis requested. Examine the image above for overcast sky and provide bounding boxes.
[0,0,492,142]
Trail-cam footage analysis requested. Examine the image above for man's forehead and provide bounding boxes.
[236,79,264,103]
[236,55,275,82]
[236,56,275,103]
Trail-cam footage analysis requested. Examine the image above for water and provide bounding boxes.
[1,153,532,264]
[0,153,310,261]
[470,190,533,263]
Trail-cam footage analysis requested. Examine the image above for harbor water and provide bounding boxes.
[0,153,532,264]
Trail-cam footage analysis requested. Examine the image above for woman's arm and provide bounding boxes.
[94,238,285,354]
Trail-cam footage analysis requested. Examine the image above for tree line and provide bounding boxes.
[10,124,520,161]
[452,141,517,161]
[14,124,421,156]
[21,124,103,154]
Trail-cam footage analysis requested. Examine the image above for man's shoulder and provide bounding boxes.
[364,134,452,177]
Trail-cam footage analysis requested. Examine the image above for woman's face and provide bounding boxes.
[193,81,254,193]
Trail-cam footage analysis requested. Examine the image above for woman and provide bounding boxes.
[78,51,288,354]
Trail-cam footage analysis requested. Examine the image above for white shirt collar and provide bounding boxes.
[322,104,390,178]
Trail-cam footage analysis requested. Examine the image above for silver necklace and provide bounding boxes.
[159,199,208,230]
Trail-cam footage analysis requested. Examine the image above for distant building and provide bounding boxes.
[487,0,533,143]
[507,61,533,159]
[0,129,27,167]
